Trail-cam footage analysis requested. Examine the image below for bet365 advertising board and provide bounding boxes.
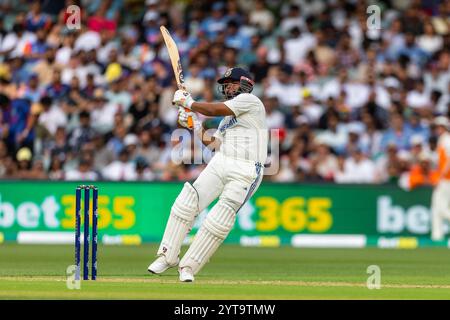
[0,181,445,248]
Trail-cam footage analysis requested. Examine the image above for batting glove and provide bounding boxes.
[173,89,195,110]
[178,107,201,130]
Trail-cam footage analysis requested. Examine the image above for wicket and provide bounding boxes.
[75,185,98,280]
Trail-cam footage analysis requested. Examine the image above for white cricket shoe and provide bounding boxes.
[148,256,178,274]
[179,267,194,282]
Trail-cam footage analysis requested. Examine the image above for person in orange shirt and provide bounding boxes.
[431,116,450,241]
[407,154,440,189]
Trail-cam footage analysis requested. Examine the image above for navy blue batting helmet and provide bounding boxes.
[217,67,254,98]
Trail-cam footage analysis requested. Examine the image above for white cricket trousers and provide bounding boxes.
[431,180,450,241]
[193,151,264,213]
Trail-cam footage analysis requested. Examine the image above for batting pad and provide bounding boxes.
[157,182,199,265]
[179,200,236,274]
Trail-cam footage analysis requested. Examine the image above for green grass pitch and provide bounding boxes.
[1,244,450,299]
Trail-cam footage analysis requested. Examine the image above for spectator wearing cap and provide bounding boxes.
[15,147,32,178]
[300,89,323,126]
[124,133,139,160]
[408,134,431,165]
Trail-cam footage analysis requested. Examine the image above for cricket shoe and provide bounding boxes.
[148,256,178,274]
[179,267,195,282]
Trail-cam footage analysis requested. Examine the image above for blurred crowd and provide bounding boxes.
[0,0,449,185]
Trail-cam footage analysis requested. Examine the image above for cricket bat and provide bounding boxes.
[160,25,193,129]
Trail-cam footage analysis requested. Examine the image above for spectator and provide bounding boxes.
[135,156,155,181]
[102,148,137,181]
[69,111,97,152]
[380,112,414,151]
[0,0,447,185]
[264,96,285,129]
[399,152,439,190]
[37,96,67,136]
[65,156,99,181]
[335,149,376,183]
[249,0,274,33]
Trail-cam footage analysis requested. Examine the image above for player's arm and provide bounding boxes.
[172,90,235,117]
[191,102,234,117]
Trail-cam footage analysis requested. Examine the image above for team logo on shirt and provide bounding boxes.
[219,116,237,133]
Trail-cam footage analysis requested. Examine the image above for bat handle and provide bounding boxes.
[186,109,194,129]
[179,85,193,129]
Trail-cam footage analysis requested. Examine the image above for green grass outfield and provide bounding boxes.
[1,244,450,299]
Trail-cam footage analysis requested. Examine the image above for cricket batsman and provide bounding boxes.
[431,116,450,241]
[148,68,268,282]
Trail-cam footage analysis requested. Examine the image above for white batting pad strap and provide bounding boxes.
[157,183,199,265]
[179,201,236,274]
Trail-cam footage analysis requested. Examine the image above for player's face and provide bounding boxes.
[224,81,240,97]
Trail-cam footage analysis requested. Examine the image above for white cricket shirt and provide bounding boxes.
[214,93,268,164]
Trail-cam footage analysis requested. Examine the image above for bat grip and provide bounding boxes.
[186,109,193,129]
